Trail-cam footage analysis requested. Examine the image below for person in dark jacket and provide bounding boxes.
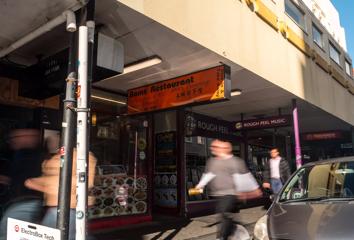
[262,148,291,194]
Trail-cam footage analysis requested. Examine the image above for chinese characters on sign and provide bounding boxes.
[127,65,231,114]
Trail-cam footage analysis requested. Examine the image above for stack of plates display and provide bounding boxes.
[89,175,148,219]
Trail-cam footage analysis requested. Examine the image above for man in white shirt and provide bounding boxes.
[262,148,291,194]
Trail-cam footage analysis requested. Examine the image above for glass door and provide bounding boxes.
[89,115,151,219]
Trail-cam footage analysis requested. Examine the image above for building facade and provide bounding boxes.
[302,0,347,51]
[1,0,354,230]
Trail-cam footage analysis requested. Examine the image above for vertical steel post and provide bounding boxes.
[76,14,89,240]
[292,99,302,169]
[84,0,95,237]
[86,0,95,133]
[75,1,95,238]
[57,25,77,240]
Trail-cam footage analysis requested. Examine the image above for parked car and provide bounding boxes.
[254,156,354,240]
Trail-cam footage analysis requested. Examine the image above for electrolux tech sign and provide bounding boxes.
[7,218,61,240]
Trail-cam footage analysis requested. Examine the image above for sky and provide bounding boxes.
[331,0,354,59]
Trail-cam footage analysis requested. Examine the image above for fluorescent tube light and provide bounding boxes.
[122,57,162,75]
[91,95,126,105]
[231,89,242,96]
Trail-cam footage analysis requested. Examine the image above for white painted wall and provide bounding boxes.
[118,0,354,126]
[303,0,347,51]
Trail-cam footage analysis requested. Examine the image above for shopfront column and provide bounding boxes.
[153,111,179,214]
[351,127,354,154]
[285,133,292,164]
[292,99,302,169]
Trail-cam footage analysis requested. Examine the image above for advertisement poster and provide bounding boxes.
[154,172,178,208]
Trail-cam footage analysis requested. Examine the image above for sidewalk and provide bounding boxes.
[93,206,266,240]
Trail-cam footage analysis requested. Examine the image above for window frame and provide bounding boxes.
[345,60,352,77]
[285,0,307,32]
[312,23,324,49]
[329,42,341,66]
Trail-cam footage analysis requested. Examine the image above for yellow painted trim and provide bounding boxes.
[286,27,312,57]
[246,0,351,91]
[331,66,348,88]
[278,21,288,38]
[245,0,254,5]
[250,0,279,31]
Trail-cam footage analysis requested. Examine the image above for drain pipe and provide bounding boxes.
[0,5,84,58]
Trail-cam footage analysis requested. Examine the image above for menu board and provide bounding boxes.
[155,132,177,172]
[154,131,178,208]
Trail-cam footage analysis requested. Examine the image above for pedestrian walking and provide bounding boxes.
[0,127,44,240]
[195,139,261,240]
[262,148,291,194]
[25,148,97,240]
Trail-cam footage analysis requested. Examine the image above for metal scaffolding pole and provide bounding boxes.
[57,22,78,240]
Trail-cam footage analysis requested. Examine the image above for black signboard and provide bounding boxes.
[19,49,69,100]
[19,33,122,100]
[185,111,242,141]
[234,115,292,130]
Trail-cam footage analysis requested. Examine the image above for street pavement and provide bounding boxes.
[93,206,266,240]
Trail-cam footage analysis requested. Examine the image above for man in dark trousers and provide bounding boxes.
[262,148,291,194]
[195,139,261,240]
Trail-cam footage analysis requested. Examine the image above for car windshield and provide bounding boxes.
[280,161,354,202]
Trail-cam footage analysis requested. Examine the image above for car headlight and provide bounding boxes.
[254,215,269,240]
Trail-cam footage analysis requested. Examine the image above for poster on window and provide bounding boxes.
[154,172,177,208]
[155,131,177,172]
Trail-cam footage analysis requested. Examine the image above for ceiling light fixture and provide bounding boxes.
[122,56,162,75]
[91,95,126,105]
[231,89,242,96]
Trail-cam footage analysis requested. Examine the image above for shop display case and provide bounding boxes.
[89,114,151,220]
[89,173,148,218]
